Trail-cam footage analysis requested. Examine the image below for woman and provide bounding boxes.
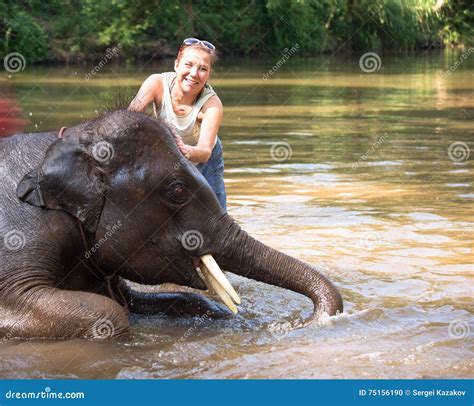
[128,38,226,211]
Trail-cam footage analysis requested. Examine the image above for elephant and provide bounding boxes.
[0,110,343,339]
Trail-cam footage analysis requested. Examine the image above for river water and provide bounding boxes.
[1,51,472,378]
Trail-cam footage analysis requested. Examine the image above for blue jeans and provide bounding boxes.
[196,138,227,212]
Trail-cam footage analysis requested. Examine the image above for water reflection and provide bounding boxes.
[0,89,28,137]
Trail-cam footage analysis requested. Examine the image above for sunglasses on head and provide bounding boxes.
[182,38,216,51]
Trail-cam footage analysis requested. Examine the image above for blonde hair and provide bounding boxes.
[177,43,218,65]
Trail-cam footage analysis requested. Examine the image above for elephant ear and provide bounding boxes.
[16,136,107,232]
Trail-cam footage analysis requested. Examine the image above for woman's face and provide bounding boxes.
[174,47,212,94]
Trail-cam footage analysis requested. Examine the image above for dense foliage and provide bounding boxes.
[1,0,472,63]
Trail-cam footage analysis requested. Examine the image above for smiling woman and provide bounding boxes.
[128,38,226,212]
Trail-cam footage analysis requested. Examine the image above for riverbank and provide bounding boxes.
[1,0,472,64]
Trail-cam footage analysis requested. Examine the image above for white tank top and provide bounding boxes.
[155,72,216,146]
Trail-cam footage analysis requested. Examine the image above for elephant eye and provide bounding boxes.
[164,180,189,205]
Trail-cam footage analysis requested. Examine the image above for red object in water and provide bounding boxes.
[0,98,28,137]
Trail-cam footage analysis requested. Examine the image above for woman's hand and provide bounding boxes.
[175,137,192,160]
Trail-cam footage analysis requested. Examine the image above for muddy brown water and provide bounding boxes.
[0,51,472,378]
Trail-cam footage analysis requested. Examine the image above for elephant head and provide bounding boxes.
[17,110,343,319]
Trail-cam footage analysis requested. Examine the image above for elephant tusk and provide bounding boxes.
[198,264,238,314]
[200,254,241,305]
[196,254,241,314]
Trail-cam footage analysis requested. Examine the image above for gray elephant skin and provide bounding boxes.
[0,110,343,339]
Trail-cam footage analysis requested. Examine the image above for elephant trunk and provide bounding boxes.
[215,219,343,318]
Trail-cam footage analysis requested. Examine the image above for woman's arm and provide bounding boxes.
[128,74,162,112]
[182,95,223,163]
